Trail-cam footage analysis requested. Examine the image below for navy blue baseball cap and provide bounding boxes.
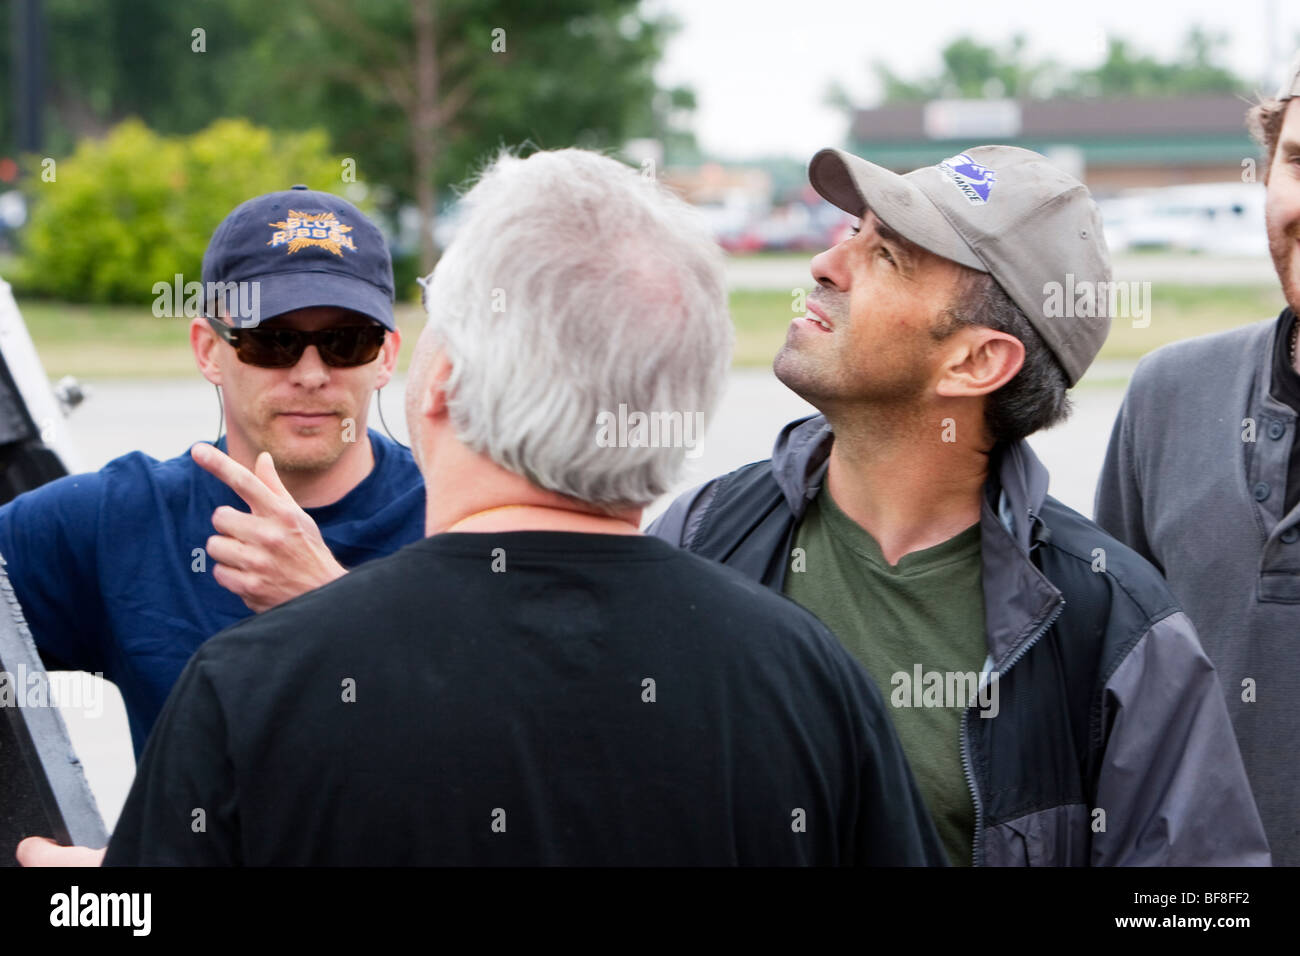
[201,185,395,330]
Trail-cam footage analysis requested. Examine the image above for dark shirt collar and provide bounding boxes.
[1270,307,1300,412]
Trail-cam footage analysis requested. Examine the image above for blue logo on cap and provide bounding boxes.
[939,153,997,204]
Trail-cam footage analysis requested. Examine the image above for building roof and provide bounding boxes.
[847,95,1257,170]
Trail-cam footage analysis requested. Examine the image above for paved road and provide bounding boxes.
[50,367,1128,832]
[59,368,1126,520]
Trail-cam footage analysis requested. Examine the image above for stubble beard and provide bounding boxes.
[253,407,352,474]
[773,335,834,406]
[269,432,347,473]
[774,290,855,408]
[773,320,931,422]
[1268,217,1300,316]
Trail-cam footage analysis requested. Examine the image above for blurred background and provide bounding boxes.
[2,0,1299,829]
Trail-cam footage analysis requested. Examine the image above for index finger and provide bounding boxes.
[15,836,103,867]
[191,442,284,515]
[15,835,57,865]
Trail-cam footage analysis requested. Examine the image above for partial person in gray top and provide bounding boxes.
[1096,52,1300,865]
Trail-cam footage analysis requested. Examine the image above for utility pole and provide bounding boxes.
[10,0,46,155]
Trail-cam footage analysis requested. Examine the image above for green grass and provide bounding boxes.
[16,299,432,379]
[732,283,1285,369]
[1102,284,1284,359]
[13,283,1287,380]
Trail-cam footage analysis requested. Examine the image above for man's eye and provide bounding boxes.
[878,246,895,264]
[849,224,861,237]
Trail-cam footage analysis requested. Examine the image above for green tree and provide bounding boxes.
[16,118,347,303]
[240,0,692,268]
[2,0,694,270]
[1074,27,1244,97]
[855,26,1247,108]
[872,34,1062,103]
[3,0,258,156]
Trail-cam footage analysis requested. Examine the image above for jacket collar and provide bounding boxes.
[769,414,1063,668]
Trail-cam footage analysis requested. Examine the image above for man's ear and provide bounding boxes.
[191,316,223,385]
[421,349,453,421]
[374,326,402,390]
[935,328,1025,399]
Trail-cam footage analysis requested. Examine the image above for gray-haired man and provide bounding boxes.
[102,149,944,866]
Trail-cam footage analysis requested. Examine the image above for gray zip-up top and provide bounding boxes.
[1097,315,1300,865]
[651,414,1270,866]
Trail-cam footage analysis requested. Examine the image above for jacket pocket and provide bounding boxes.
[982,804,1091,866]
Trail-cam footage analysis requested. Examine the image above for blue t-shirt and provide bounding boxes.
[0,430,425,756]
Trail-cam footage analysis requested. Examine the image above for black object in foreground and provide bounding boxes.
[0,278,77,507]
[0,557,106,866]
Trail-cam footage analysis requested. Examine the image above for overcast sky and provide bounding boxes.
[646,0,1300,160]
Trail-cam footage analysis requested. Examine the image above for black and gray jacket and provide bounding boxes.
[649,414,1271,866]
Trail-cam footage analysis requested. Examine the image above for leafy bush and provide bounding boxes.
[13,118,357,303]
[391,249,426,304]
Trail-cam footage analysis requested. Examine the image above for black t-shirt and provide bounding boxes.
[104,531,944,866]
[1269,307,1300,514]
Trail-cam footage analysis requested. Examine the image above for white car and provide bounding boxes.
[1100,183,1268,257]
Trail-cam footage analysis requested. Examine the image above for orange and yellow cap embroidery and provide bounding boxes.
[267,211,357,257]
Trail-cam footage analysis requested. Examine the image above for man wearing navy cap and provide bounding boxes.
[7,187,425,864]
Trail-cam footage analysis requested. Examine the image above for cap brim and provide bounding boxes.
[808,147,985,271]
[1278,49,1300,99]
[217,270,396,330]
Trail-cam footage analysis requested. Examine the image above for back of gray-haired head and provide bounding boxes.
[422,148,732,509]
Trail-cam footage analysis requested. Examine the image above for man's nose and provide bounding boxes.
[810,243,846,291]
[289,344,330,387]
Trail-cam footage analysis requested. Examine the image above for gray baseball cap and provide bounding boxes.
[808,145,1112,386]
[1277,50,1300,99]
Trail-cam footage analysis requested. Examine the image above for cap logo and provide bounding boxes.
[267,210,357,257]
[939,153,997,205]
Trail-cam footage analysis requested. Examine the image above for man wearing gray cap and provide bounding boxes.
[651,146,1269,866]
[1096,55,1300,865]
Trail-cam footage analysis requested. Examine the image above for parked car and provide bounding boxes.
[1099,183,1268,256]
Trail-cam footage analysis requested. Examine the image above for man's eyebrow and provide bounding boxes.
[1280,137,1300,156]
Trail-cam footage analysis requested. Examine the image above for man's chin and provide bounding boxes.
[1267,239,1300,312]
[1284,275,1300,316]
[774,343,829,401]
[262,432,349,474]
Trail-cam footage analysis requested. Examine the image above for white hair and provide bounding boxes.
[421,148,732,509]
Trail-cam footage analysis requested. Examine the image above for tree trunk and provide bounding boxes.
[412,0,438,273]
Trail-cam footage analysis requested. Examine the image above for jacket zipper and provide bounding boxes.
[961,597,1064,867]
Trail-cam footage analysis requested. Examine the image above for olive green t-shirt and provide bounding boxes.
[785,485,987,866]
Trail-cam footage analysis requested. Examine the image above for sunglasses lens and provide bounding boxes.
[317,327,385,367]
[238,328,305,368]
[228,324,384,368]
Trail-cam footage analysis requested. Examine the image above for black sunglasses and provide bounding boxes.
[206,315,386,368]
